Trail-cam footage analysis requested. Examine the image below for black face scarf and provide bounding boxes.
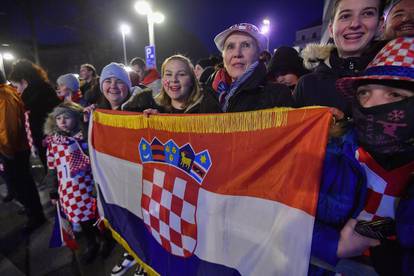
[352,97,414,156]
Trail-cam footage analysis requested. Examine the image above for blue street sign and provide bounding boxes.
[145,45,156,69]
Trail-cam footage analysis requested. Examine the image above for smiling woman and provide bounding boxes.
[207,23,294,112]
[294,0,388,115]
[97,62,132,110]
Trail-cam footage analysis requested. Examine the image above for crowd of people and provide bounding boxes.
[0,0,413,275]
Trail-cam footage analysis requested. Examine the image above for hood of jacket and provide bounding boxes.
[43,102,84,136]
[301,43,335,70]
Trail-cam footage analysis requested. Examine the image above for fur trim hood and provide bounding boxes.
[301,43,335,70]
[43,101,84,136]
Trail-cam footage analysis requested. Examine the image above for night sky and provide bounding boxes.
[0,0,324,75]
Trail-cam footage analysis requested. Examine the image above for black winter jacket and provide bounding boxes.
[207,62,294,112]
[21,81,61,151]
[294,41,387,115]
[122,89,222,114]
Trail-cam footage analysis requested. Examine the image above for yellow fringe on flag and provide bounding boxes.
[103,219,160,276]
[93,107,325,134]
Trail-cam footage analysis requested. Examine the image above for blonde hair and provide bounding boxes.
[155,55,202,112]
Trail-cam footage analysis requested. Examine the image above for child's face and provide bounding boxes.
[356,83,414,108]
[162,59,194,106]
[56,113,76,133]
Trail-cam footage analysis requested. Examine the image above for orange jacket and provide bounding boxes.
[0,84,28,157]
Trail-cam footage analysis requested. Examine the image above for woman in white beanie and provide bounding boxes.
[208,23,294,112]
[56,73,86,106]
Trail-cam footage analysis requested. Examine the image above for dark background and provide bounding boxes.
[0,0,324,81]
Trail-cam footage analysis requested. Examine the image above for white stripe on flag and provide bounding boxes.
[90,147,144,219]
[195,189,313,276]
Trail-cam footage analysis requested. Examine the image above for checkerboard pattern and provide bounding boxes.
[47,140,95,223]
[58,176,95,223]
[141,167,199,257]
[370,38,414,68]
[356,148,414,222]
[24,111,36,154]
[336,37,414,100]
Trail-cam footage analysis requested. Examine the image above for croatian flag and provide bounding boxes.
[49,202,79,250]
[89,107,331,275]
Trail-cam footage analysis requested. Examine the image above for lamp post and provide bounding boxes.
[0,52,15,76]
[134,1,164,68]
[261,19,271,51]
[134,1,164,46]
[120,23,131,65]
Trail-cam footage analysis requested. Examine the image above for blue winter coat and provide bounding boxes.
[311,130,367,266]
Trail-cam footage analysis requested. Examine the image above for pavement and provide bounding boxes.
[0,158,139,276]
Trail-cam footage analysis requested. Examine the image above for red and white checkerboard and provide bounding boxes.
[47,139,95,223]
[370,39,414,68]
[141,166,199,257]
[336,37,414,99]
[356,148,414,222]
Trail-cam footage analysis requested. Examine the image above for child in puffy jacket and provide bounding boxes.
[43,101,103,263]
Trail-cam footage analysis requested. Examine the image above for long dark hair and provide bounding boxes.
[9,59,49,84]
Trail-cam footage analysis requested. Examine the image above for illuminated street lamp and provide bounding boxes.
[134,1,164,46]
[261,18,271,51]
[3,52,15,61]
[0,52,15,76]
[120,23,131,65]
[134,1,165,68]
[134,1,151,15]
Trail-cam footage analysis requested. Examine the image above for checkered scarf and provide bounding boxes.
[24,110,37,156]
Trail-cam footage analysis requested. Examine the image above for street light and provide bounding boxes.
[120,23,131,65]
[0,52,15,76]
[134,1,151,15]
[134,1,164,46]
[134,1,165,69]
[150,11,165,24]
[3,52,15,61]
[261,18,271,51]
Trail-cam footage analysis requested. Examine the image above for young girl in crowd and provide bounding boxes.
[123,54,221,114]
[43,101,103,264]
[311,36,414,275]
[295,0,387,115]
